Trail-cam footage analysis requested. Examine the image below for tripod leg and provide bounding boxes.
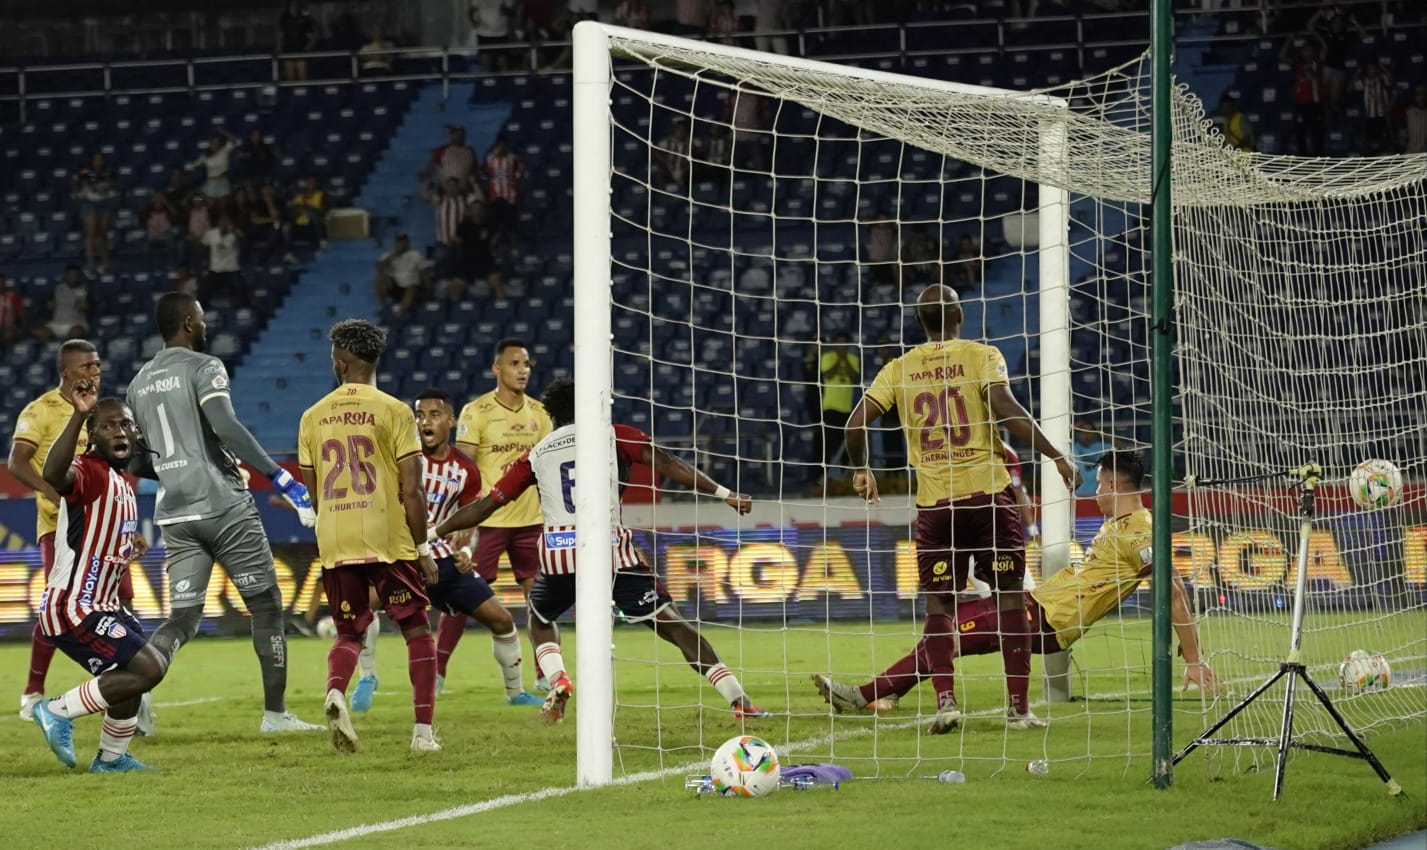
[1300,672,1405,796]
[1172,668,1287,767]
[1272,669,1299,800]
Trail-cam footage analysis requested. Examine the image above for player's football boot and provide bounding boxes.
[534,675,551,694]
[507,691,543,707]
[868,694,900,713]
[19,691,42,722]
[89,753,151,773]
[351,674,378,713]
[732,699,772,719]
[927,693,964,735]
[136,692,156,737]
[324,688,359,753]
[261,711,325,733]
[410,729,442,753]
[1006,710,1048,731]
[541,673,573,723]
[811,674,868,714]
[32,698,76,768]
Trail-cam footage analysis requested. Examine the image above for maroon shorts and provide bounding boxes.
[474,524,541,584]
[322,560,431,639]
[915,486,1026,594]
[952,594,1063,656]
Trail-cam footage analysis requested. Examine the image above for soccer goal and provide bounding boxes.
[570,21,1427,787]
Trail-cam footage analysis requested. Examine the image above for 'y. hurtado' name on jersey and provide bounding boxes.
[318,410,378,428]
[131,375,183,398]
[907,363,967,382]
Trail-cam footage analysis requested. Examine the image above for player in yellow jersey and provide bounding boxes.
[815,450,1217,713]
[297,319,441,754]
[829,283,1079,733]
[455,337,552,687]
[9,340,145,726]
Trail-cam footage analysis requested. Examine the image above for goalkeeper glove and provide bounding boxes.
[272,468,316,528]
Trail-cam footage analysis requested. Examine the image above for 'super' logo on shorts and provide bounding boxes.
[545,531,577,550]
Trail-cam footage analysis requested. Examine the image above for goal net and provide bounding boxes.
[570,22,1427,786]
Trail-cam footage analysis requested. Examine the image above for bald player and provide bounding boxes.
[824,284,1079,733]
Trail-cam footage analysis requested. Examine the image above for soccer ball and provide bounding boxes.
[1338,650,1391,694]
[316,616,337,639]
[710,735,780,797]
[1348,459,1403,509]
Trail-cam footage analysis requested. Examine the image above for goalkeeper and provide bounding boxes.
[815,450,1218,713]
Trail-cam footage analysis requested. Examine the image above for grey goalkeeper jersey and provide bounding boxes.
[128,347,252,525]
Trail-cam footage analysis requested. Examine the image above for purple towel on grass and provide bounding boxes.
[780,764,853,784]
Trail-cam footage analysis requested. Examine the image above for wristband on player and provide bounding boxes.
[457,545,474,560]
[416,542,433,558]
[425,527,439,544]
[712,485,732,500]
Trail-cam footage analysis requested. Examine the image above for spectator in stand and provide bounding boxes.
[287,175,328,249]
[37,265,91,342]
[483,135,524,234]
[1405,85,1427,154]
[162,167,194,208]
[279,0,318,82]
[1357,60,1395,154]
[190,127,239,200]
[693,121,732,185]
[674,0,709,34]
[1218,95,1255,151]
[708,0,740,45]
[813,332,860,493]
[900,224,941,286]
[71,152,118,276]
[1310,2,1365,113]
[1281,38,1326,156]
[202,215,244,303]
[755,0,789,55]
[186,193,213,269]
[1071,419,1113,497]
[656,119,692,188]
[142,191,182,270]
[233,128,279,190]
[614,0,652,29]
[249,183,289,265]
[0,275,28,346]
[727,89,769,170]
[428,175,483,257]
[374,233,432,317]
[864,211,898,287]
[423,125,479,195]
[358,23,396,75]
[949,234,983,293]
[228,186,255,238]
[469,0,517,73]
[447,195,506,303]
[171,263,199,297]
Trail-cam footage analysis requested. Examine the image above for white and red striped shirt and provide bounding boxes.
[490,423,648,575]
[39,453,139,636]
[484,151,523,204]
[422,448,482,560]
[434,143,478,186]
[433,189,478,246]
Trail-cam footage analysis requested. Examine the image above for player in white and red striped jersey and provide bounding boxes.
[348,389,540,712]
[433,378,771,723]
[29,386,167,773]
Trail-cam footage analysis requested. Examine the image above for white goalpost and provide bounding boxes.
[571,21,1427,788]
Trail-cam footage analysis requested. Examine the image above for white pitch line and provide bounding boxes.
[251,716,927,850]
[0,694,224,722]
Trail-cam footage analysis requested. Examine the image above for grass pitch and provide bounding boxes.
[1,617,1423,850]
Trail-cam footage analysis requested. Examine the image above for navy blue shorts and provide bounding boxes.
[528,569,672,626]
[48,609,147,675]
[427,555,496,616]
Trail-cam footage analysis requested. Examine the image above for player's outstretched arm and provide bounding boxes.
[641,444,751,514]
[436,453,536,539]
[988,385,1081,492]
[202,394,315,525]
[1170,572,1218,695]
[41,380,97,495]
[843,397,882,503]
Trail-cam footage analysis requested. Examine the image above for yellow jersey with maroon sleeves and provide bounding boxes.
[455,391,551,528]
[1031,507,1154,648]
[862,339,1011,506]
[298,383,421,568]
[12,388,88,539]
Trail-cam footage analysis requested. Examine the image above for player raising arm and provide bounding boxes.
[129,292,320,733]
[839,283,1079,733]
[816,450,1216,712]
[298,319,441,754]
[29,386,166,772]
[348,388,541,712]
[433,377,769,723]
